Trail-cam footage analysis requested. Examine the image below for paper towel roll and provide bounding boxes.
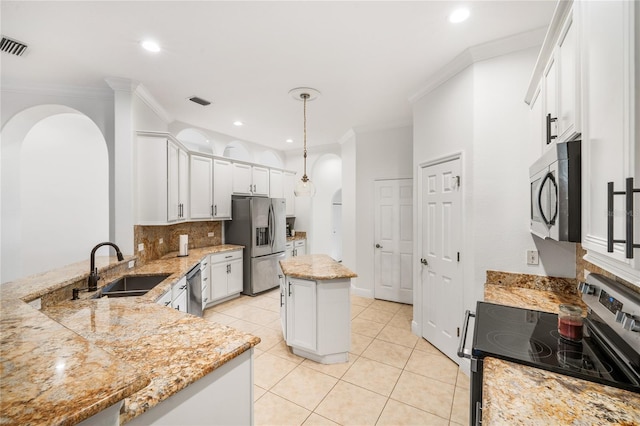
[179,234,189,256]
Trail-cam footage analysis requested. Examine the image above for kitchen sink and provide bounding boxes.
[93,274,171,298]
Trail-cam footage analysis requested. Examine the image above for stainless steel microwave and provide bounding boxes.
[529,141,581,242]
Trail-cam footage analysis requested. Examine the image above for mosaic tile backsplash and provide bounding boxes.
[134,221,223,264]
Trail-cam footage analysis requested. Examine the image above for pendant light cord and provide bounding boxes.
[302,93,309,182]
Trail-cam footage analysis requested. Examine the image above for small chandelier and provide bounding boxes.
[289,87,320,197]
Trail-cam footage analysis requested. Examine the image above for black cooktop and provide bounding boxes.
[472,301,640,393]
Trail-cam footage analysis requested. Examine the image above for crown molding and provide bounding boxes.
[134,83,173,124]
[1,80,112,99]
[409,27,547,104]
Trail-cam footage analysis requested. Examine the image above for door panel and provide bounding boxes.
[374,179,413,304]
[420,157,462,362]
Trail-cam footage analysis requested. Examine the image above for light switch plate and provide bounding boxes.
[208,232,214,237]
[527,250,539,265]
[128,260,135,269]
[159,238,164,244]
[138,243,145,252]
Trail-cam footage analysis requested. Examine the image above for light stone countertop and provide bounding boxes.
[0,244,259,426]
[483,283,640,425]
[280,254,357,280]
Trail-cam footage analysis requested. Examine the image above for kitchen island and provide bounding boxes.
[482,274,640,425]
[0,245,260,425]
[279,254,357,364]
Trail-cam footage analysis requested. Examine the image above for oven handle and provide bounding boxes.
[457,309,475,359]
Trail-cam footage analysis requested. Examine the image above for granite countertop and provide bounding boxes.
[483,279,640,425]
[0,244,259,426]
[286,234,307,242]
[280,254,357,280]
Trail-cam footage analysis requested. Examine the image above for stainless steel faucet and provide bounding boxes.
[88,242,124,292]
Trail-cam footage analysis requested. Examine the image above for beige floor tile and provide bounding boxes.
[376,324,419,348]
[227,319,262,334]
[268,340,306,364]
[211,295,252,312]
[254,384,267,402]
[351,304,366,319]
[351,295,374,307]
[271,365,338,410]
[387,312,413,329]
[377,399,449,426]
[225,305,280,324]
[397,304,414,317]
[350,332,374,356]
[202,310,237,326]
[263,317,283,331]
[361,339,412,369]
[370,299,403,314]
[456,369,470,390]
[254,348,265,359]
[351,317,385,338]
[254,391,311,426]
[248,294,282,312]
[263,288,281,299]
[414,337,441,354]
[342,357,402,397]
[253,326,284,351]
[450,386,470,425]
[315,381,387,426]
[390,370,455,419]
[357,307,395,324]
[301,355,357,379]
[404,350,458,385]
[254,352,299,389]
[302,413,339,426]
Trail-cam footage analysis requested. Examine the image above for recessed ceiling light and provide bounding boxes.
[286,139,293,143]
[233,121,244,127]
[449,8,470,23]
[141,40,161,53]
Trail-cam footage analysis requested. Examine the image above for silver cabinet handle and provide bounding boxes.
[457,310,475,359]
[214,205,217,216]
[288,282,292,296]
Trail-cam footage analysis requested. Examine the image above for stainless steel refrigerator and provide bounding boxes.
[225,197,286,296]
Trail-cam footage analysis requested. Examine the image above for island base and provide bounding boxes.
[291,347,349,365]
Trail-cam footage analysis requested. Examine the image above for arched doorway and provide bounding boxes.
[2,106,109,282]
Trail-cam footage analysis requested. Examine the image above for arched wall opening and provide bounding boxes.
[175,128,215,155]
[1,105,109,283]
[223,141,253,162]
[309,154,342,257]
[258,150,284,169]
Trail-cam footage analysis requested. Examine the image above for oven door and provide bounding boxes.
[458,310,482,426]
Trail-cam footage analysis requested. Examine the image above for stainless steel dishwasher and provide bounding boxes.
[186,263,203,317]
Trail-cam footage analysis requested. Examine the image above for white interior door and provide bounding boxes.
[420,158,462,362]
[374,179,413,304]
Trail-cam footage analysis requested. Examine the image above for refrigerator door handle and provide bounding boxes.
[269,203,275,250]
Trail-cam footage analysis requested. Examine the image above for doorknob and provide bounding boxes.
[375,244,383,249]
[420,258,428,266]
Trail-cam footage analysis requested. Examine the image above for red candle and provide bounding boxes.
[558,316,583,341]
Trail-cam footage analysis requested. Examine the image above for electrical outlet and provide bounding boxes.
[159,238,164,244]
[128,260,136,269]
[138,243,145,252]
[527,250,539,265]
[208,232,215,237]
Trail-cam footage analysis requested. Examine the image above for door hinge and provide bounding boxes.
[457,252,460,262]
[457,327,460,337]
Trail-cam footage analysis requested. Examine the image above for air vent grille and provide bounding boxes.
[189,96,211,106]
[1,36,28,56]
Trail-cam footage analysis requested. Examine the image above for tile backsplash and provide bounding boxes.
[134,221,223,264]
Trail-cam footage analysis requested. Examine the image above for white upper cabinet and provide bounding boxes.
[556,11,580,142]
[269,169,284,198]
[137,135,189,225]
[190,154,213,220]
[232,163,269,196]
[579,0,639,283]
[213,159,232,219]
[542,55,558,149]
[284,171,296,217]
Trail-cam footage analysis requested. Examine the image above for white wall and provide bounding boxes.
[310,154,342,257]
[340,133,357,283]
[353,126,413,297]
[412,46,577,320]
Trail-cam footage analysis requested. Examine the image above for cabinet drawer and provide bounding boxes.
[294,240,306,247]
[211,250,242,264]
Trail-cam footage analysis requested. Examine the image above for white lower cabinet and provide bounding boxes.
[156,290,172,308]
[172,277,188,313]
[126,349,253,426]
[201,257,211,309]
[294,239,306,256]
[283,277,350,364]
[208,250,243,305]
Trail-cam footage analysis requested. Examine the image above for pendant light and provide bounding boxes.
[289,87,320,197]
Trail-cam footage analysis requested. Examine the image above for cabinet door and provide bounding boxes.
[543,55,558,150]
[232,163,253,195]
[294,240,306,256]
[227,258,244,295]
[213,159,232,219]
[201,257,211,307]
[172,277,188,313]
[284,172,296,217]
[178,148,189,220]
[190,155,213,219]
[252,166,270,196]
[210,261,229,301]
[167,141,181,222]
[557,9,579,142]
[156,290,172,308]
[285,242,294,259]
[530,85,544,157]
[581,0,639,280]
[286,278,316,351]
[269,169,284,198]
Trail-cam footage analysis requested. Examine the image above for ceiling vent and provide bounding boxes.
[189,96,211,106]
[1,36,28,56]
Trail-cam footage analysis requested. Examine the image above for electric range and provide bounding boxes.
[459,274,640,425]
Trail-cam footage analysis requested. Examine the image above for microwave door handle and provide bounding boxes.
[538,172,558,226]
